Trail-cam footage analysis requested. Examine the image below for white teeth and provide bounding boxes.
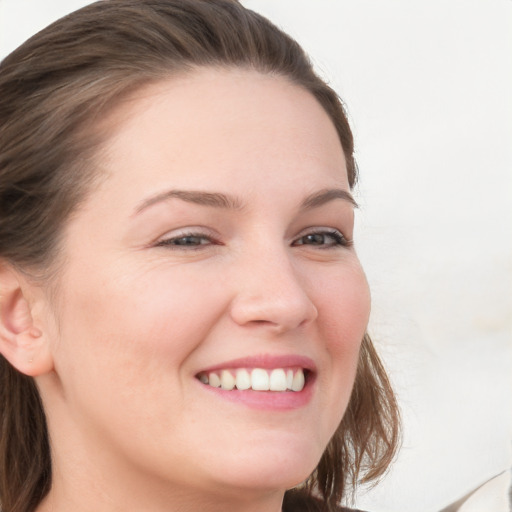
[235,369,251,390]
[291,369,305,392]
[201,368,306,392]
[209,372,221,388]
[220,370,236,390]
[269,369,287,391]
[251,368,270,391]
[286,369,294,389]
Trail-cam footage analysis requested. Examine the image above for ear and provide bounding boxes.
[0,263,54,377]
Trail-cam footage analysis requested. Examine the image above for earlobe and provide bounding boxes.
[0,263,54,377]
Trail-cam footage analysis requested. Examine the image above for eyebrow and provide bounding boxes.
[134,187,357,215]
[134,189,244,215]
[300,188,358,210]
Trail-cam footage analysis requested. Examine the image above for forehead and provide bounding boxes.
[94,68,348,205]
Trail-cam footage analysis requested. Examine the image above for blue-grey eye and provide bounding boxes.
[294,230,347,247]
[171,235,208,246]
[157,233,212,248]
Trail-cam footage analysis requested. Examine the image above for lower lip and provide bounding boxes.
[197,376,315,411]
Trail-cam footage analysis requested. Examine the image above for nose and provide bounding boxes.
[228,246,318,334]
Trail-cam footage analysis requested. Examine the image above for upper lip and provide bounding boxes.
[197,354,317,375]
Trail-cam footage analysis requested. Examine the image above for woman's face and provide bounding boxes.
[39,69,370,501]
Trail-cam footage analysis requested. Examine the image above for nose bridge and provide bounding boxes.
[229,238,318,332]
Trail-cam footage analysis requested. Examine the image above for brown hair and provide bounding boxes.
[0,1,400,511]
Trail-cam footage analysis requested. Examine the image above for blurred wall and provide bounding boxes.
[1,1,511,511]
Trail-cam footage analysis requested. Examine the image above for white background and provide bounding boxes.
[1,1,511,511]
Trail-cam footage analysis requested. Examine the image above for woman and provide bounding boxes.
[0,1,400,511]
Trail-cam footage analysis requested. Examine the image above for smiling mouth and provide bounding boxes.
[196,368,307,392]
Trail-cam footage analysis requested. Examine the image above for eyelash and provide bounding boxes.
[155,231,218,250]
[155,229,351,250]
[292,229,352,248]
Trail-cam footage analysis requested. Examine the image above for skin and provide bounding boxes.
[4,69,371,511]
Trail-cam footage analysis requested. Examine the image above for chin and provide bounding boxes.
[206,441,322,493]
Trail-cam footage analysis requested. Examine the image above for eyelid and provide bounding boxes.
[292,227,352,248]
[153,227,220,249]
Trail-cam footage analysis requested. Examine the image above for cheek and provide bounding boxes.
[50,263,217,390]
[312,262,370,421]
[47,265,231,452]
[316,261,371,351]
[56,273,224,372]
